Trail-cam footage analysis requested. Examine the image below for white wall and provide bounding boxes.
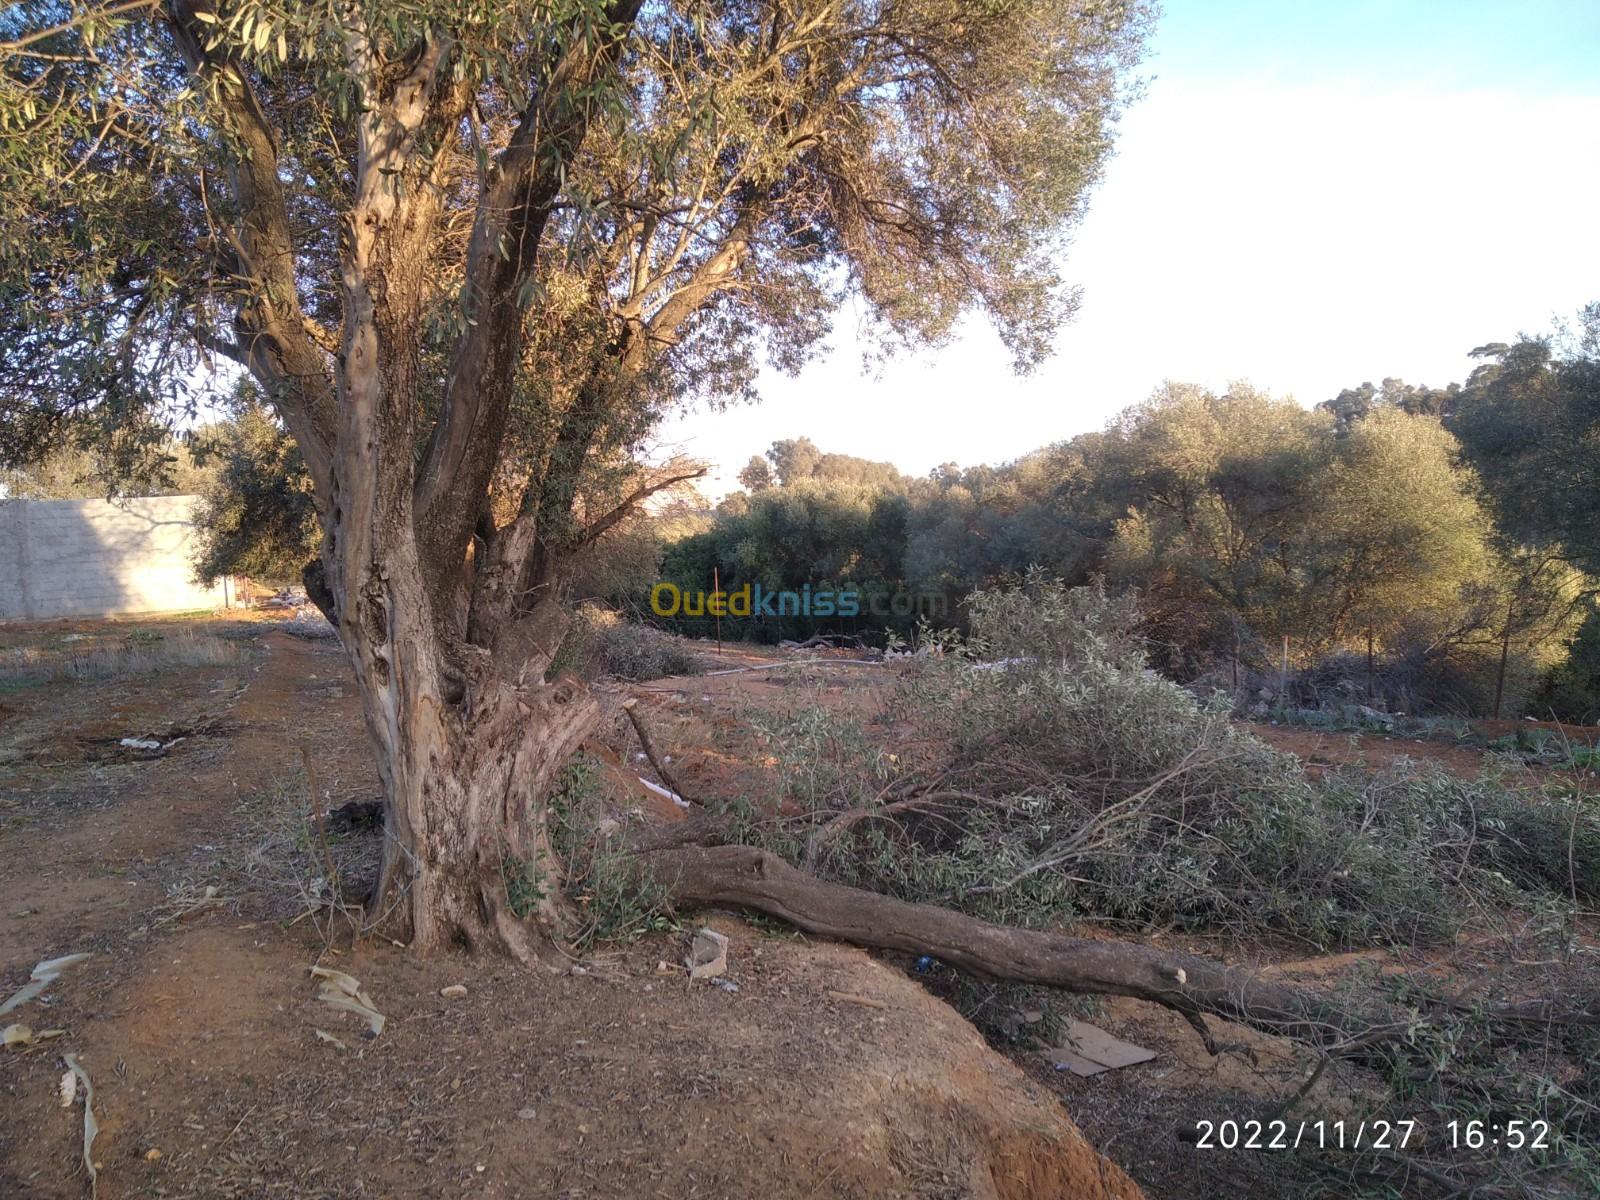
[0,496,225,620]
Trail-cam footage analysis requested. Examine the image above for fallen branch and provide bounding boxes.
[635,841,1375,1046]
[622,825,1600,1059]
[700,658,888,678]
[780,634,868,651]
[620,698,698,806]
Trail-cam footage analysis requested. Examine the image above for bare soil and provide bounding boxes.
[0,620,1135,1200]
[1245,718,1600,785]
[1245,721,1514,780]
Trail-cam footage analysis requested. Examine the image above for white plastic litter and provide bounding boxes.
[637,776,690,809]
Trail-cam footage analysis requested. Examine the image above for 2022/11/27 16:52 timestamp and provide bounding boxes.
[1191,1118,1553,1152]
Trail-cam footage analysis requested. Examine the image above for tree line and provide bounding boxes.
[9,307,1595,721]
[655,307,1600,719]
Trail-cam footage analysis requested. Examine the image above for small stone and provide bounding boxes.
[516,1107,537,1121]
[440,984,468,999]
[144,1148,163,1162]
[685,927,729,981]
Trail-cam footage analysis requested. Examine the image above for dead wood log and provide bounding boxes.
[634,841,1376,1046]
[779,633,867,651]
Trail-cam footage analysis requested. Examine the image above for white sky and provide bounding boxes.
[656,71,1600,497]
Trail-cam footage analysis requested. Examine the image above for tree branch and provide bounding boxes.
[575,465,707,548]
[413,0,645,573]
[637,841,1373,1046]
[165,0,337,496]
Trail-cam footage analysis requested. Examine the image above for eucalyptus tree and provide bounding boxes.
[1,0,1149,953]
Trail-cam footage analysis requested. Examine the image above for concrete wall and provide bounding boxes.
[0,495,225,621]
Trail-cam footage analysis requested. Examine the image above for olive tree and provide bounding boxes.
[1,0,1148,953]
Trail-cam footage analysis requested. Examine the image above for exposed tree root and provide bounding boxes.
[635,841,1378,1046]
[632,837,1600,1064]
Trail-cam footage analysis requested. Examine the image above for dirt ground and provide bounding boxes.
[0,619,1136,1200]
[1244,720,1599,784]
[1245,721,1517,780]
[1,618,1589,1199]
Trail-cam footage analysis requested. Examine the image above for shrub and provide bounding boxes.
[548,605,706,681]
[962,569,1144,670]
[733,577,1594,949]
[589,612,706,681]
[548,755,676,946]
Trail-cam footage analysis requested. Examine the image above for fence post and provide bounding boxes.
[713,566,722,658]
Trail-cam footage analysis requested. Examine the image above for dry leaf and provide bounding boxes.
[309,965,385,1037]
[0,952,92,1017]
[62,1054,98,1196]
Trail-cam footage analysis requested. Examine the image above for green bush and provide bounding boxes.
[548,756,677,946]
[733,577,1596,949]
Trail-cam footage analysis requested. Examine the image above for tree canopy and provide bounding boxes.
[0,0,1151,951]
[2,0,1149,515]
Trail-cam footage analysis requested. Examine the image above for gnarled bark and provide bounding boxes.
[362,668,599,956]
[328,508,600,956]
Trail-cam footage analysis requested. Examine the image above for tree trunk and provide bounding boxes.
[365,673,599,956]
[1492,598,1515,720]
[331,532,600,957]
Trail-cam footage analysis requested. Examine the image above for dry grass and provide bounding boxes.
[0,630,248,686]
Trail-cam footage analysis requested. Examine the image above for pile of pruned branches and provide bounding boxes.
[733,575,1596,950]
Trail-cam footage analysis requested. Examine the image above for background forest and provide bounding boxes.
[652,306,1600,720]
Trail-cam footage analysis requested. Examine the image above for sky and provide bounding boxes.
[656,0,1600,495]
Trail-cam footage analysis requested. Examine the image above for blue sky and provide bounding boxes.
[1155,1,1599,93]
[658,1,1600,493]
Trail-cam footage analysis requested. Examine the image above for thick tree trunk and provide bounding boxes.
[330,527,600,957]
[361,673,600,956]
